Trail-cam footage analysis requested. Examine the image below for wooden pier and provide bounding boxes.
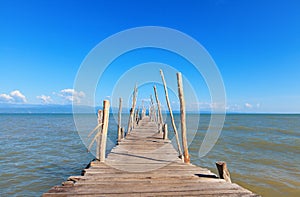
[43,116,259,196]
[44,71,259,196]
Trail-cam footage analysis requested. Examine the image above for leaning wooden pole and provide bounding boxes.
[117,98,122,144]
[177,72,190,164]
[150,95,157,122]
[99,100,110,162]
[160,69,183,158]
[153,85,163,132]
[127,85,137,134]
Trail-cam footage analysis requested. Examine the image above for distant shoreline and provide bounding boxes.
[0,112,299,115]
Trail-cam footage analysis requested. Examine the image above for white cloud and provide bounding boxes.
[58,89,85,104]
[0,93,14,103]
[10,90,27,103]
[245,103,253,108]
[37,95,52,104]
[0,90,27,103]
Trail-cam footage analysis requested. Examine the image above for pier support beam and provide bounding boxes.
[177,72,190,164]
[160,69,183,158]
[163,123,168,140]
[216,161,232,183]
[153,85,163,133]
[98,100,110,162]
[117,98,122,144]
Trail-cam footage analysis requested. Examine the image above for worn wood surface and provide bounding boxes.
[160,69,183,158]
[153,85,163,132]
[216,161,232,183]
[177,72,190,164]
[117,98,122,143]
[99,100,110,162]
[43,117,259,197]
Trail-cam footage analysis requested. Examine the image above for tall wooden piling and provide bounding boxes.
[99,100,110,162]
[177,72,190,164]
[96,110,103,159]
[135,108,139,125]
[150,95,157,122]
[127,85,137,134]
[160,69,183,158]
[117,98,122,143]
[153,85,163,132]
[163,123,168,140]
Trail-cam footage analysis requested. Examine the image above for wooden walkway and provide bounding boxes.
[43,117,259,196]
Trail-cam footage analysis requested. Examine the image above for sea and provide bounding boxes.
[0,113,299,197]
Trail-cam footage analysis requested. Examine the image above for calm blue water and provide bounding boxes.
[0,113,299,196]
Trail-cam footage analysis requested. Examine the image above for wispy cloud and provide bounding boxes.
[245,103,253,109]
[37,95,53,104]
[0,90,27,103]
[56,89,85,104]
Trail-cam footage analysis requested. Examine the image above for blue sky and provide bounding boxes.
[0,0,299,113]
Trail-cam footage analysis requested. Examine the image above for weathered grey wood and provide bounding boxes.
[163,123,168,140]
[160,69,183,158]
[99,100,110,162]
[44,116,259,197]
[216,161,232,183]
[149,95,157,122]
[135,108,139,126]
[121,127,124,139]
[96,110,103,159]
[177,72,190,164]
[127,85,137,134]
[117,98,122,143]
[153,85,163,132]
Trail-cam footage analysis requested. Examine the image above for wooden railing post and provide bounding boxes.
[96,110,103,159]
[160,69,183,158]
[216,161,232,183]
[150,95,157,122]
[121,127,124,139]
[135,108,139,126]
[177,72,190,164]
[117,98,122,144]
[163,123,168,140]
[141,107,146,119]
[153,85,163,133]
[99,100,110,162]
[127,85,137,134]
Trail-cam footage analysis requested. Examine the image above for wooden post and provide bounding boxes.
[127,108,133,134]
[121,127,124,139]
[96,110,103,159]
[117,98,122,144]
[127,85,138,134]
[135,108,139,126]
[216,161,232,183]
[163,123,168,140]
[177,72,190,164]
[137,106,140,124]
[160,69,183,158]
[150,95,156,122]
[141,107,145,119]
[99,100,110,162]
[153,85,163,133]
